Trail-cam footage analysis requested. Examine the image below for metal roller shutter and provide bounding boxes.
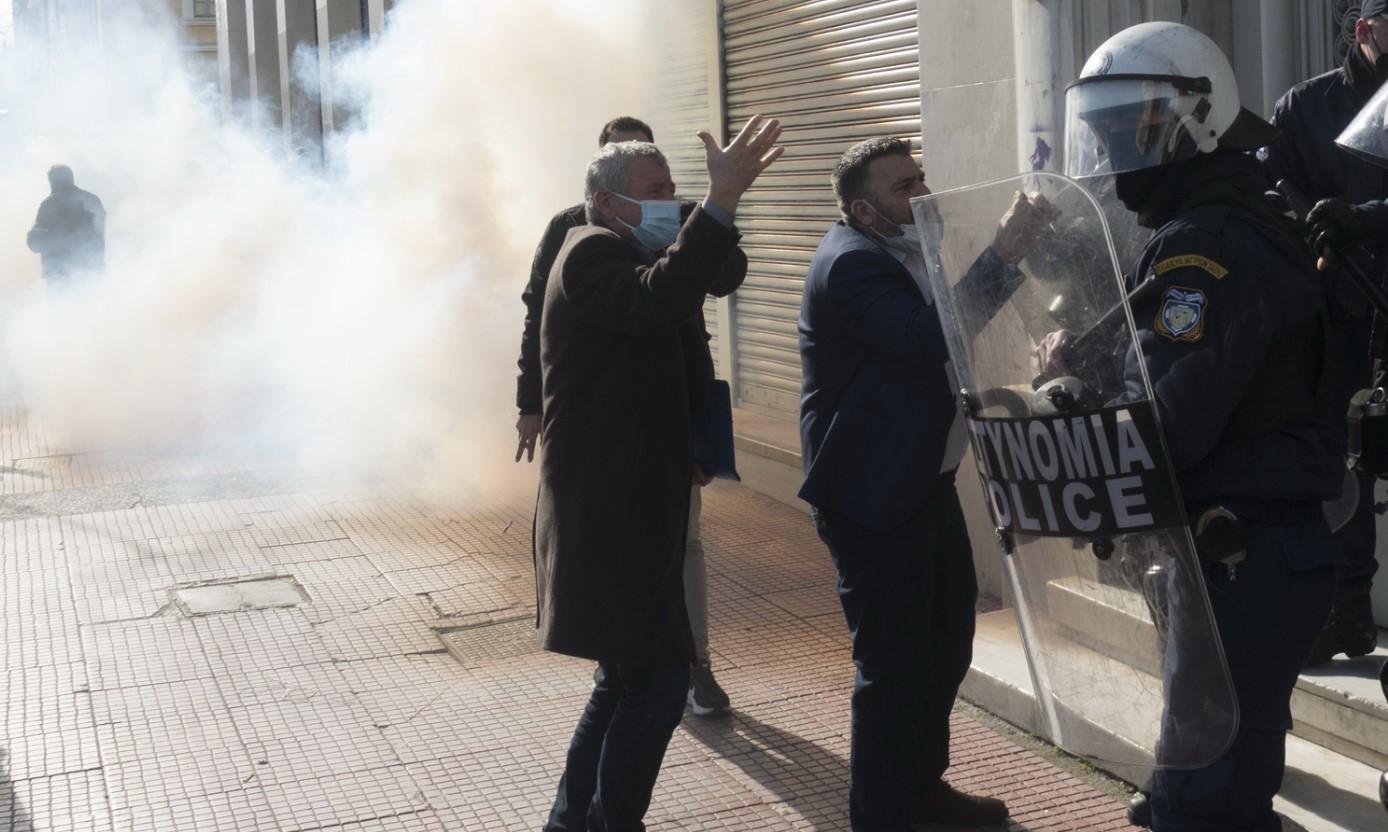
[644,2,725,371]
[722,0,921,415]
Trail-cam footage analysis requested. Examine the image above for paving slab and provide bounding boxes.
[0,406,1173,831]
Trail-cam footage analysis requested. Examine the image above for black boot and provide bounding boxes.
[1125,791,1151,827]
[1305,589,1377,667]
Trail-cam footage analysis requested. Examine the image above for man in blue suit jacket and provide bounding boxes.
[799,137,1050,831]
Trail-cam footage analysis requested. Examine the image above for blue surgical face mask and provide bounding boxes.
[614,193,683,250]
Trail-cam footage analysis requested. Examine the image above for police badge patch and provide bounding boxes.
[1154,286,1207,342]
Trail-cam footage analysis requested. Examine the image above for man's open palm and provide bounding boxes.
[699,115,784,213]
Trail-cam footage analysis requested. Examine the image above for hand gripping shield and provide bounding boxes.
[912,172,1236,779]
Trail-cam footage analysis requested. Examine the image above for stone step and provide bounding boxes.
[962,610,1386,832]
[1043,575,1388,770]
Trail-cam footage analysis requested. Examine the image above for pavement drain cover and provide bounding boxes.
[171,576,308,616]
[435,618,538,668]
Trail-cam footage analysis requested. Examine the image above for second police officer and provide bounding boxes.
[1262,0,1388,667]
[1052,21,1343,832]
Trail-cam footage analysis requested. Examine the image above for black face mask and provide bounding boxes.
[1113,166,1168,214]
[1366,27,1388,83]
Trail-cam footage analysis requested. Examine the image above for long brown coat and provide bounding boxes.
[534,208,743,666]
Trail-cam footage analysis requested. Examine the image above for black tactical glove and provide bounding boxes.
[1307,198,1388,255]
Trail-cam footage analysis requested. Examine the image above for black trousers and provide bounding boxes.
[1151,521,1336,831]
[814,472,979,832]
[544,663,690,832]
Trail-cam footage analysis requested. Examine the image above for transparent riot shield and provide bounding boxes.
[912,172,1237,777]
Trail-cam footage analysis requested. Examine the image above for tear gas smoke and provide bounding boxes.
[0,0,670,502]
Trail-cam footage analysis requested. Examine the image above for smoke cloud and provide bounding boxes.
[0,0,668,502]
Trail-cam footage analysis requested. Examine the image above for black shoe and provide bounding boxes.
[1126,791,1151,828]
[1305,590,1377,666]
[913,781,1008,827]
[687,661,730,716]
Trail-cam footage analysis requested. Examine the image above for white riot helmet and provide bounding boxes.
[1336,79,1388,169]
[1065,21,1278,178]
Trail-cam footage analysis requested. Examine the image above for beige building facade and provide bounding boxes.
[173,0,219,90]
[8,0,218,74]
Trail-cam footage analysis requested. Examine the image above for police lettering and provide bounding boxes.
[967,404,1182,538]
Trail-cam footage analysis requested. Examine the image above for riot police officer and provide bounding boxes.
[1308,74,1388,825]
[1261,1,1388,666]
[1057,21,1342,832]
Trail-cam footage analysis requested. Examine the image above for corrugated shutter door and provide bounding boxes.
[644,2,724,372]
[723,0,921,415]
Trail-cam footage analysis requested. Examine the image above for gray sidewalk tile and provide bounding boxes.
[221,663,357,711]
[3,769,113,832]
[4,727,102,781]
[101,745,259,811]
[257,766,429,832]
[0,414,1139,831]
[313,620,442,663]
[2,663,93,739]
[109,787,280,832]
[90,678,225,728]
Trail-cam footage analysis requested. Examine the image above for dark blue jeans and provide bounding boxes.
[1152,522,1336,831]
[814,473,979,832]
[544,663,690,832]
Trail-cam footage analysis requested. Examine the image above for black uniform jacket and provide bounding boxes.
[1263,53,1388,402]
[1125,152,1342,546]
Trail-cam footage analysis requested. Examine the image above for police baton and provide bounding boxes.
[1033,276,1162,390]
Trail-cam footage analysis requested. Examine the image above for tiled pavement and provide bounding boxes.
[0,407,1134,831]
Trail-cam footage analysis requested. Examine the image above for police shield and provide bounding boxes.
[912,172,1236,778]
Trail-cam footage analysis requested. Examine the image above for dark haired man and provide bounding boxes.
[798,137,1050,831]
[515,117,741,716]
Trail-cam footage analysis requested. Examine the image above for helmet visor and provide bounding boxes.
[1336,78,1388,170]
[1064,79,1202,178]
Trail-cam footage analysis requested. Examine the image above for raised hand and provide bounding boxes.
[993,191,1060,265]
[698,115,785,215]
[1034,329,1074,379]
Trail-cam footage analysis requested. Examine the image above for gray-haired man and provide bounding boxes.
[535,117,782,831]
[516,116,741,717]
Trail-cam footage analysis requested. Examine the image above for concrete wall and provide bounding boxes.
[918,0,1018,191]
[916,0,1019,603]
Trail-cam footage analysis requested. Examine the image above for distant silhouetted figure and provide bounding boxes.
[26,165,105,283]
